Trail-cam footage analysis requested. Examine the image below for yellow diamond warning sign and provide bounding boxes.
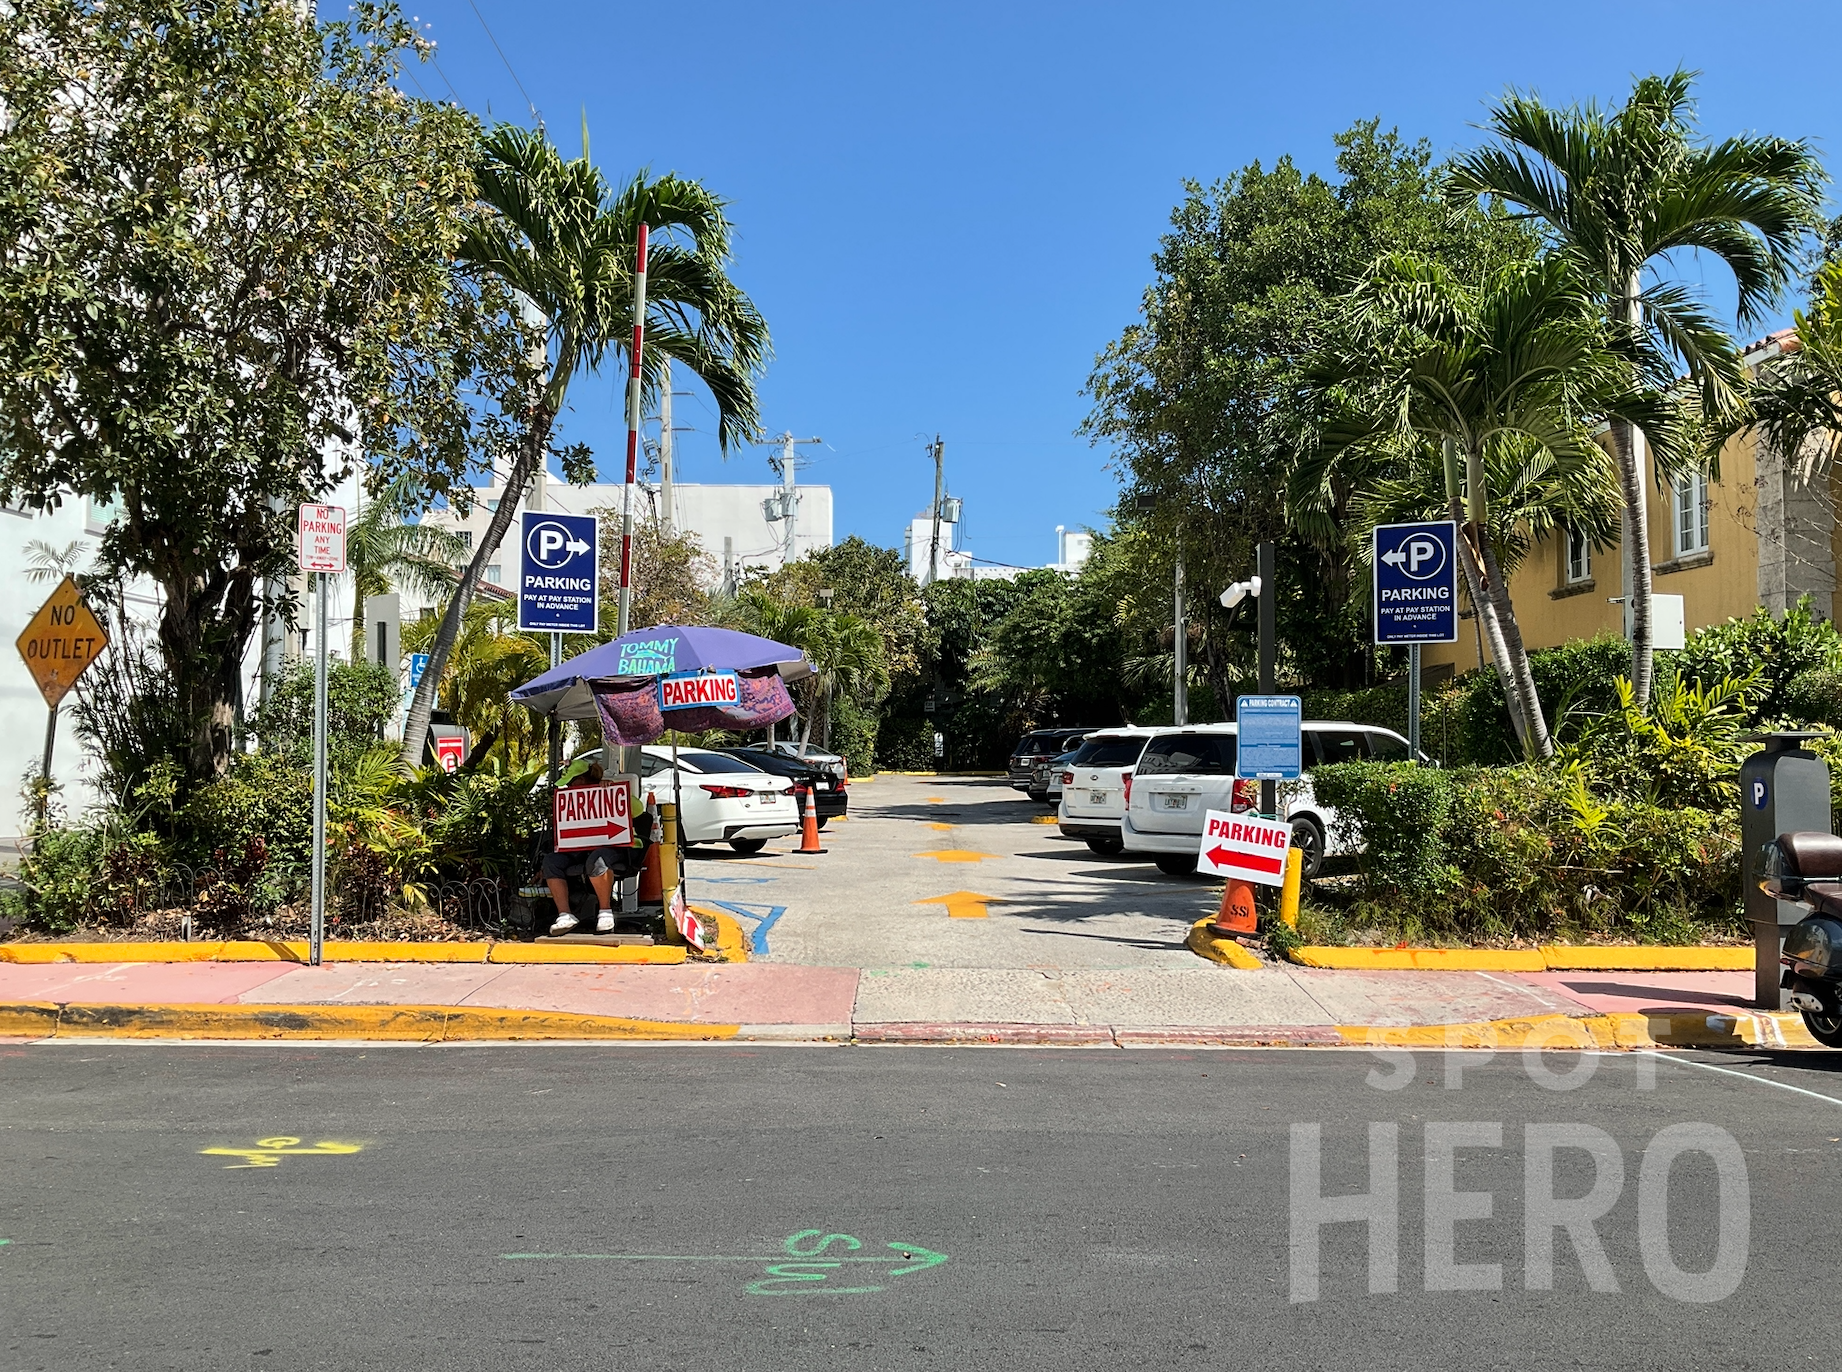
[16,576,108,707]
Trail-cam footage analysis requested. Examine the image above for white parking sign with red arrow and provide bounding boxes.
[554,778,637,851]
[1196,809,1291,887]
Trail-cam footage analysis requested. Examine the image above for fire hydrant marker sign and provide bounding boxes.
[297,504,347,574]
[17,576,109,707]
[1198,809,1291,887]
[659,671,740,710]
[554,779,636,851]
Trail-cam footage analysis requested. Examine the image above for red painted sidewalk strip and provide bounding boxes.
[458,964,861,1026]
[1515,970,1757,1016]
[0,962,295,1004]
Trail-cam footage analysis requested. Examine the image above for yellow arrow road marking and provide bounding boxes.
[925,822,954,831]
[913,850,995,863]
[915,891,999,919]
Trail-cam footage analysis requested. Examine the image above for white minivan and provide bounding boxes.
[1119,720,1418,878]
[1055,726,1159,855]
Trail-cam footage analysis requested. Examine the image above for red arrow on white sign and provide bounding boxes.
[1197,810,1290,887]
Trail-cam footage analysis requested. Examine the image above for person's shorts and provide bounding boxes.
[542,846,623,880]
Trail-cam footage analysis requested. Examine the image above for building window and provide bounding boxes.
[87,494,120,532]
[1673,470,1710,556]
[1565,526,1591,584]
[486,497,500,513]
[484,564,502,586]
[456,530,473,549]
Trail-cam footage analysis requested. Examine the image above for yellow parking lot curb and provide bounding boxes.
[1290,945,1751,972]
[1337,1009,1819,1051]
[0,1001,735,1042]
[1185,918,1264,969]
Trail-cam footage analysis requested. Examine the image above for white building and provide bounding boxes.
[419,466,834,606]
[903,510,1094,584]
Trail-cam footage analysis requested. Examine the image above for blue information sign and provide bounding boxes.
[407,652,430,688]
[1373,520,1458,645]
[1236,694,1303,780]
[517,511,599,633]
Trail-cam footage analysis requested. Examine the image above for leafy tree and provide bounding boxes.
[596,518,719,631]
[1085,121,1537,704]
[1450,70,1826,706]
[402,599,549,767]
[401,124,770,766]
[1747,259,1842,470]
[0,0,525,787]
[1297,254,1627,756]
[346,476,470,658]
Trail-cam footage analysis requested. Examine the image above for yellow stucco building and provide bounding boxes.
[1421,332,1836,681]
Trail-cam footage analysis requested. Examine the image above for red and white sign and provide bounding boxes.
[659,671,739,711]
[554,777,637,851]
[670,886,710,950]
[1197,809,1291,887]
[433,735,464,773]
[297,504,347,573]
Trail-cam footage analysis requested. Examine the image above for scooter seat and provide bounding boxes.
[1805,883,1842,921]
[1778,831,1842,879]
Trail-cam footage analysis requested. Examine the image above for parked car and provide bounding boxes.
[1119,721,1421,878]
[1008,728,1092,791]
[712,746,847,827]
[580,746,800,853]
[1029,735,1088,803]
[748,740,846,782]
[1055,727,1159,854]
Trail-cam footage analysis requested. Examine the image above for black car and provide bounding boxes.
[1008,728,1092,791]
[712,747,848,827]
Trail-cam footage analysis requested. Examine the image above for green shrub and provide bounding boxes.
[1673,598,1842,723]
[1300,685,1409,736]
[830,695,878,775]
[1310,762,1455,896]
[1782,667,1842,729]
[250,659,401,761]
[1558,672,1753,810]
[875,715,936,771]
[8,824,108,932]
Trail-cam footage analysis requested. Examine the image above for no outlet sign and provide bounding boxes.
[1373,520,1458,645]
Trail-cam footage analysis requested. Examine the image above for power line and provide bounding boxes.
[464,0,540,125]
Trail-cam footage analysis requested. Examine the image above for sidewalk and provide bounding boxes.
[0,955,1807,1048]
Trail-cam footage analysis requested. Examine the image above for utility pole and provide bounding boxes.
[1173,546,1187,727]
[658,357,674,537]
[762,431,823,567]
[617,224,649,638]
[926,436,944,585]
[1256,540,1277,819]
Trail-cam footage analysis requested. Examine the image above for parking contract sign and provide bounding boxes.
[1372,520,1458,645]
[518,512,599,633]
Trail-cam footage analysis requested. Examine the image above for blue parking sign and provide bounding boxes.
[518,511,600,633]
[1373,520,1458,645]
[1236,695,1303,780]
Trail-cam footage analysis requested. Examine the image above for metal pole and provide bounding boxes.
[1173,547,1187,727]
[1407,643,1422,759]
[41,703,56,783]
[782,431,798,565]
[310,571,328,967]
[618,223,649,638]
[1257,540,1276,819]
[926,436,944,585]
[547,632,562,787]
[659,358,674,537]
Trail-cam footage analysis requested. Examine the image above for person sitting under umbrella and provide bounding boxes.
[541,760,651,936]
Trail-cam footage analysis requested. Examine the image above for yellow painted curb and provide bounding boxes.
[1292,946,1547,971]
[690,906,750,963]
[1185,918,1264,969]
[487,943,687,965]
[1336,1010,1820,1051]
[1539,945,1752,971]
[0,1000,737,1042]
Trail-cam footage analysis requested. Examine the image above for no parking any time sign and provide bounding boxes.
[1197,809,1291,888]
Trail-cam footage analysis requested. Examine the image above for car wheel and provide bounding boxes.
[1289,817,1325,880]
[728,837,767,855]
[1027,789,1049,804]
[1804,1007,1842,1048]
[1154,854,1197,877]
[1085,837,1124,856]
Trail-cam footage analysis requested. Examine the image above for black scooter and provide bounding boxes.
[1759,830,1842,1045]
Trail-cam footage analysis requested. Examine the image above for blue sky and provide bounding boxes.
[397,0,1841,569]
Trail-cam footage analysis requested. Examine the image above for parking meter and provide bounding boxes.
[1740,731,1832,1008]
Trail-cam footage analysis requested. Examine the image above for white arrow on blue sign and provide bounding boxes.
[1373,520,1458,645]
[518,511,600,633]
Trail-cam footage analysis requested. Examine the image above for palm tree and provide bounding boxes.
[1449,71,1825,706]
[1746,260,1842,469]
[400,124,769,766]
[402,597,551,768]
[731,591,886,744]
[345,476,471,659]
[1295,254,1626,757]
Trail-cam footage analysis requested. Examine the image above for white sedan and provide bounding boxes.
[629,746,800,854]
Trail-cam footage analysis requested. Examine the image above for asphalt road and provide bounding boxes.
[5,1042,1842,1370]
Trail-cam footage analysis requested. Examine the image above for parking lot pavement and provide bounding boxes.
[694,772,1216,972]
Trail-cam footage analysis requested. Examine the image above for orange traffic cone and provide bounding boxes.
[1210,878,1258,936]
[796,785,827,854]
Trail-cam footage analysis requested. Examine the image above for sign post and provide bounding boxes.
[297,504,347,966]
[1372,520,1458,761]
[15,575,110,801]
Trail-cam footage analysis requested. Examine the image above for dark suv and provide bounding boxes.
[1007,728,1092,791]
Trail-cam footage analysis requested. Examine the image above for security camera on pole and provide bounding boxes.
[296,502,347,967]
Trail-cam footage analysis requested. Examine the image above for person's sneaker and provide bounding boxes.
[548,912,579,936]
[595,909,615,933]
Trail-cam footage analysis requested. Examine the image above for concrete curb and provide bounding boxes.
[690,907,750,963]
[1184,918,1264,969]
[1289,945,1752,972]
[1338,1009,1820,1051]
[853,1022,1117,1046]
[0,940,689,966]
[0,1000,738,1042]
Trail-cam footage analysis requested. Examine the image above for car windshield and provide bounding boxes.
[1135,733,1236,776]
[1070,736,1146,768]
[675,752,769,775]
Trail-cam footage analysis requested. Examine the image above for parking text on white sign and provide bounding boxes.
[554,779,636,851]
[1197,808,1290,887]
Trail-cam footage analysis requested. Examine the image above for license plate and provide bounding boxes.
[1089,790,1107,805]
[1160,794,1187,810]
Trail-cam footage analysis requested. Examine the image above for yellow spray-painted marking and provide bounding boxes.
[925,822,954,832]
[1029,815,1057,825]
[914,892,998,919]
[200,1136,363,1169]
[924,796,946,804]
[913,850,995,864]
